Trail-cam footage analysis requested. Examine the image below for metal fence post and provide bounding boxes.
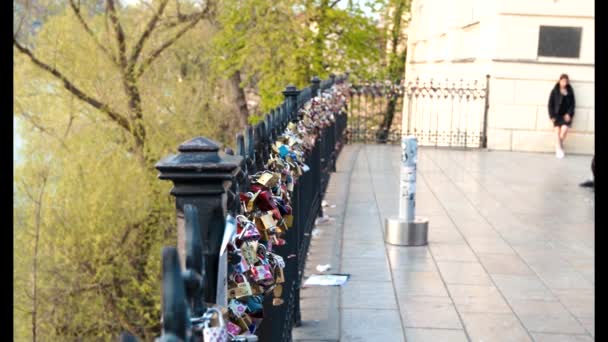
[282,85,300,121]
[282,85,303,328]
[311,76,320,97]
[384,136,429,246]
[482,74,491,148]
[159,247,188,341]
[156,137,243,304]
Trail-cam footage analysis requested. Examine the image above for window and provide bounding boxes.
[538,26,582,58]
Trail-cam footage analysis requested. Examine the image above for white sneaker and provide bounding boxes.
[556,148,565,159]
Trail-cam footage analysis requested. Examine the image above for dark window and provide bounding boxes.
[538,26,582,58]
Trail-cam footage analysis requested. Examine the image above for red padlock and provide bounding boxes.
[250,184,267,193]
[255,191,278,211]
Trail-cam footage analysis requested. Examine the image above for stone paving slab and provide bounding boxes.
[293,144,594,341]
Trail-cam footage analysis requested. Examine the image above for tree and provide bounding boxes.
[375,0,410,142]
[211,0,310,117]
[14,1,387,339]
[13,1,239,339]
[14,0,214,166]
[212,0,383,117]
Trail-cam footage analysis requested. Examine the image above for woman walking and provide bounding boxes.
[548,74,575,158]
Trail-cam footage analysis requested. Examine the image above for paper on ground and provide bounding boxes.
[316,264,331,272]
[303,274,350,287]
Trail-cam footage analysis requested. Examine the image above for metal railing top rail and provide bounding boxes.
[403,77,488,99]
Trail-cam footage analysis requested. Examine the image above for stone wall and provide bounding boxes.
[404,0,595,155]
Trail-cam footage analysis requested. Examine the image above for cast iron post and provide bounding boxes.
[282,85,300,120]
[156,137,243,304]
[311,76,320,97]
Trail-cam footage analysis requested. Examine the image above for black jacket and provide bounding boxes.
[548,83,575,119]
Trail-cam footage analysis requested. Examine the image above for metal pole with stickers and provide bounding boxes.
[384,135,429,246]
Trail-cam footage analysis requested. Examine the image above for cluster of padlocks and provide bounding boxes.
[189,83,349,342]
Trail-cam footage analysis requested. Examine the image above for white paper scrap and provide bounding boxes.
[303,274,350,287]
[316,264,331,272]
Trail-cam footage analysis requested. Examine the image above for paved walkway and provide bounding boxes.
[293,144,594,342]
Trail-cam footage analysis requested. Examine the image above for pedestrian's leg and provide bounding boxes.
[554,126,565,158]
[559,125,569,142]
[558,125,569,157]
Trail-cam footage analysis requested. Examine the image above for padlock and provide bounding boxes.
[228,274,253,300]
[203,307,228,342]
[287,122,297,132]
[283,214,294,228]
[272,298,284,306]
[274,197,289,216]
[240,241,258,265]
[273,265,285,284]
[246,295,264,316]
[278,145,290,158]
[273,283,283,298]
[268,252,285,268]
[251,260,274,283]
[233,252,250,274]
[256,171,274,187]
[267,252,285,284]
[286,179,294,192]
[254,217,270,241]
[250,184,266,193]
[249,281,264,296]
[228,299,248,318]
[239,220,261,240]
[230,310,253,333]
[271,143,280,154]
[259,212,277,231]
[226,320,242,337]
[255,191,278,211]
[246,191,261,213]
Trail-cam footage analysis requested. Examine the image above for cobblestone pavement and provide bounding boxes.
[293,144,594,342]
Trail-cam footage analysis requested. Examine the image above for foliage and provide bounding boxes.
[13,0,405,339]
[212,0,384,114]
[13,1,236,339]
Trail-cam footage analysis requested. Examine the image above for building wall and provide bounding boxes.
[404,0,595,154]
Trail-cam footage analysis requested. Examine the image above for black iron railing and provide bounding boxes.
[120,74,348,342]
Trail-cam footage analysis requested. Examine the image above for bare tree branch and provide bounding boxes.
[128,0,170,67]
[106,0,128,69]
[159,11,205,30]
[20,112,71,151]
[329,0,341,8]
[134,10,208,79]
[13,39,133,134]
[68,0,118,66]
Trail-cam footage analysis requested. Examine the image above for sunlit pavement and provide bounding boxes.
[293,144,594,342]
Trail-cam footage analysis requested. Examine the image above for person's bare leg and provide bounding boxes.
[559,125,569,157]
[559,125,569,141]
[554,126,563,157]
[554,126,562,157]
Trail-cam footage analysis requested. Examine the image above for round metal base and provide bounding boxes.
[384,216,429,246]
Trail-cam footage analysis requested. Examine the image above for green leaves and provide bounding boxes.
[14,0,407,339]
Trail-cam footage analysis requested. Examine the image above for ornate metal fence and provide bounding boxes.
[348,76,490,148]
[347,80,406,144]
[403,76,490,148]
[120,74,348,342]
